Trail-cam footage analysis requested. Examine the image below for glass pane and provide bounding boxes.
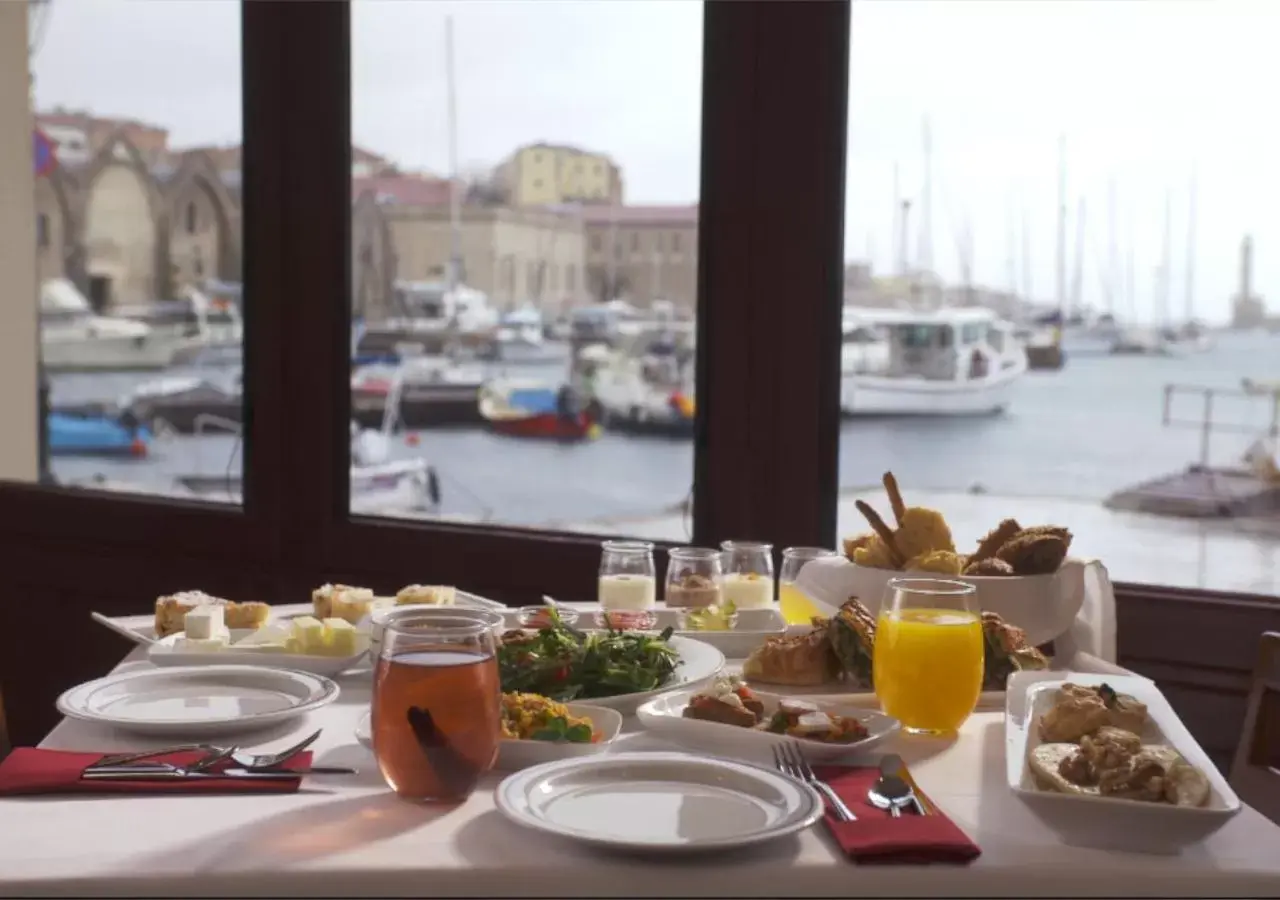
[350,0,700,539]
[841,1,1280,594]
[0,0,244,502]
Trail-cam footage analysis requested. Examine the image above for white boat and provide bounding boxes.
[1057,313,1125,357]
[839,307,1026,416]
[40,279,181,372]
[495,305,545,347]
[114,286,244,365]
[841,308,891,375]
[579,323,696,435]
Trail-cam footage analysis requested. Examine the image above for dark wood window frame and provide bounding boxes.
[3,1,1278,749]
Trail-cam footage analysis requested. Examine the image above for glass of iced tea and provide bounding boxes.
[372,609,504,802]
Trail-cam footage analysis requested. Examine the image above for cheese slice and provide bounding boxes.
[290,615,327,654]
[323,618,359,657]
[183,606,226,641]
[175,635,229,653]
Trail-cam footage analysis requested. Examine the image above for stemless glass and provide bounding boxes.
[664,547,723,609]
[719,540,775,609]
[778,547,836,625]
[597,540,657,628]
[873,578,983,735]
[372,609,504,802]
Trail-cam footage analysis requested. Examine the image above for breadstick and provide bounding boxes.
[855,500,905,567]
[882,472,907,526]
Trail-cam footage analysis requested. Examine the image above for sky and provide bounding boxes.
[27,0,1280,325]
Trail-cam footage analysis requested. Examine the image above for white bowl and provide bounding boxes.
[1005,670,1240,854]
[798,555,1098,647]
[354,702,623,771]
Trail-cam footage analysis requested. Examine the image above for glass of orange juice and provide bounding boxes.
[778,547,836,625]
[873,578,983,735]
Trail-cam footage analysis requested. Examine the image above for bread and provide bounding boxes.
[154,591,270,637]
[395,585,456,606]
[742,630,838,686]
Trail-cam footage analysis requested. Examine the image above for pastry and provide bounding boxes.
[312,584,374,622]
[981,612,1049,691]
[963,557,1014,576]
[742,629,839,686]
[154,591,269,638]
[395,584,457,606]
[995,528,1071,575]
[825,599,876,688]
[969,518,1022,565]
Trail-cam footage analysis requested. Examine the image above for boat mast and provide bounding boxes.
[916,116,934,309]
[1055,134,1067,322]
[1158,188,1173,327]
[1184,166,1198,324]
[891,161,900,275]
[1106,177,1118,317]
[1070,197,1086,315]
[1006,190,1018,304]
[1021,207,1033,304]
[445,16,462,295]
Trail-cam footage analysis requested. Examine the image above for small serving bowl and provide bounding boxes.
[593,608,659,631]
[516,605,580,629]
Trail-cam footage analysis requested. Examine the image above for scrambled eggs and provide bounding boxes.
[500,692,597,742]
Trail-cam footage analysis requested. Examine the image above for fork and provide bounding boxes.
[773,742,856,822]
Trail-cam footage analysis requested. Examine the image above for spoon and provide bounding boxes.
[867,773,914,818]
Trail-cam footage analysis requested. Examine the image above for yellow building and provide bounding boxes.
[496,143,623,207]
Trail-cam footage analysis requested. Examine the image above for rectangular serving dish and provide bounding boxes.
[147,628,370,677]
[1005,670,1240,854]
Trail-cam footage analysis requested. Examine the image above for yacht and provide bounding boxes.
[841,308,891,376]
[356,281,500,360]
[840,307,1026,416]
[40,279,180,372]
[114,286,244,366]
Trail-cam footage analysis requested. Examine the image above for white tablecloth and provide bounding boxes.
[2,636,1280,896]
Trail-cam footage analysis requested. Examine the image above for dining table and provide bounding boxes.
[2,611,1280,898]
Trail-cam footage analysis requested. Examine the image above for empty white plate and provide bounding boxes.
[56,665,340,736]
[495,751,823,853]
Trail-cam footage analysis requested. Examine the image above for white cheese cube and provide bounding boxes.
[175,635,229,653]
[184,605,225,641]
[290,615,327,654]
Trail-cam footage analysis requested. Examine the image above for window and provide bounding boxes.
[4,0,245,505]
[837,0,1280,597]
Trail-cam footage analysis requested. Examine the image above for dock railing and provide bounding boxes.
[1163,383,1280,468]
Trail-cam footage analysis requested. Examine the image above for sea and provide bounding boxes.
[46,330,1280,530]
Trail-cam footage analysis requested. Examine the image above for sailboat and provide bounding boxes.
[1164,169,1213,352]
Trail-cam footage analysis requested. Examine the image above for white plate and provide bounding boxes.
[637,688,899,761]
[355,702,625,770]
[1005,670,1240,854]
[56,665,340,736]
[495,751,823,853]
[572,635,725,715]
[148,629,369,677]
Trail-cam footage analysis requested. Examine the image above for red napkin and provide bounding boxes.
[813,765,980,864]
[0,749,312,796]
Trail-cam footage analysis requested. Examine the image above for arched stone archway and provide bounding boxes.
[33,166,79,288]
[164,151,238,289]
[77,133,164,311]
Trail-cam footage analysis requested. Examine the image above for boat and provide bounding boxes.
[120,371,243,435]
[580,323,696,437]
[48,409,150,458]
[40,279,181,372]
[841,309,891,377]
[114,286,244,366]
[355,281,501,362]
[351,355,486,429]
[839,307,1027,416]
[495,305,545,347]
[478,379,601,441]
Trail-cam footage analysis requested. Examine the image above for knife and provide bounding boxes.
[82,767,351,782]
[879,753,927,816]
[87,764,357,777]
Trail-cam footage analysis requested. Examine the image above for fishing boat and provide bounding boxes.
[48,410,150,458]
[351,355,486,429]
[582,323,695,437]
[120,371,242,434]
[840,307,1026,416]
[478,379,601,441]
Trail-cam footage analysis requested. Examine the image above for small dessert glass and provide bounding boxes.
[719,540,776,609]
[596,540,657,629]
[664,547,724,610]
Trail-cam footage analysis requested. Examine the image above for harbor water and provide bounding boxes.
[47,331,1280,534]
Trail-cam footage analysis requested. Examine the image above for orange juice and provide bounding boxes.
[873,608,983,733]
[778,582,823,625]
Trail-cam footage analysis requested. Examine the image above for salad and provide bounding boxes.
[498,609,679,701]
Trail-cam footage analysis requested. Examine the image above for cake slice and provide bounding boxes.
[395,584,457,606]
[312,583,375,623]
[154,591,271,637]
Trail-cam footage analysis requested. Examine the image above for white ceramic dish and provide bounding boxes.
[355,702,624,770]
[797,554,1106,648]
[501,605,787,660]
[636,688,899,761]
[1005,670,1240,854]
[56,665,340,736]
[495,751,824,853]
[147,629,369,677]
